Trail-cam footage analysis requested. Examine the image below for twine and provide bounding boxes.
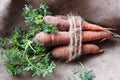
[67,15,83,62]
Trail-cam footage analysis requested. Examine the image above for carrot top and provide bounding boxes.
[0,4,56,77]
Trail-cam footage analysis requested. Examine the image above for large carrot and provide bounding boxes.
[51,44,103,59]
[34,31,114,47]
[44,16,110,31]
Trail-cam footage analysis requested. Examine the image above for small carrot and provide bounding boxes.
[34,31,114,47]
[44,16,110,31]
[51,44,103,59]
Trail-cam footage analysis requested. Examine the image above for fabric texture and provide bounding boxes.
[0,0,120,80]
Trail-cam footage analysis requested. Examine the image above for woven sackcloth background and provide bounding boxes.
[0,0,120,80]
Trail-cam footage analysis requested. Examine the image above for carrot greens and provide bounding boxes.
[68,62,95,80]
[0,4,57,77]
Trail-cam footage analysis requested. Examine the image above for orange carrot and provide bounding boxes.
[51,44,103,59]
[44,16,110,31]
[34,31,114,47]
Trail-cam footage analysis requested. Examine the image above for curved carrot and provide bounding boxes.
[51,44,103,59]
[34,31,114,47]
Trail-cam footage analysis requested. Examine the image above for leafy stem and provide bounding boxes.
[0,3,56,77]
[69,62,95,80]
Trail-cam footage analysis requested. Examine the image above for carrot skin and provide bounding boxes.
[34,32,70,47]
[34,31,113,47]
[51,44,103,59]
[82,21,107,31]
[44,16,69,31]
[82,31,113,42]
[56,15,68,20]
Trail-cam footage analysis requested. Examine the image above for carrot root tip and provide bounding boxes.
[98,49,104,53]
[99,38,108,42]
[103,28,116,31]
[112,33,120,38]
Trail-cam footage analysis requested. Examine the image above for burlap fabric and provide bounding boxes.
[0,0,120,80]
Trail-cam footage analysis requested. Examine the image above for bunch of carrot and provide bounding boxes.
[34,15,119,60]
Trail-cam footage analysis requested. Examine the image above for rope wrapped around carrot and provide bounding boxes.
[34,15,119,61]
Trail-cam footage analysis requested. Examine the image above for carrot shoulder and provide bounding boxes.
[44,16,69,31]
[34,32,70,47]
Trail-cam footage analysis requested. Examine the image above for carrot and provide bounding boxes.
[51,44,103,59]
[44,16,110,31]
[34,31,114,47]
